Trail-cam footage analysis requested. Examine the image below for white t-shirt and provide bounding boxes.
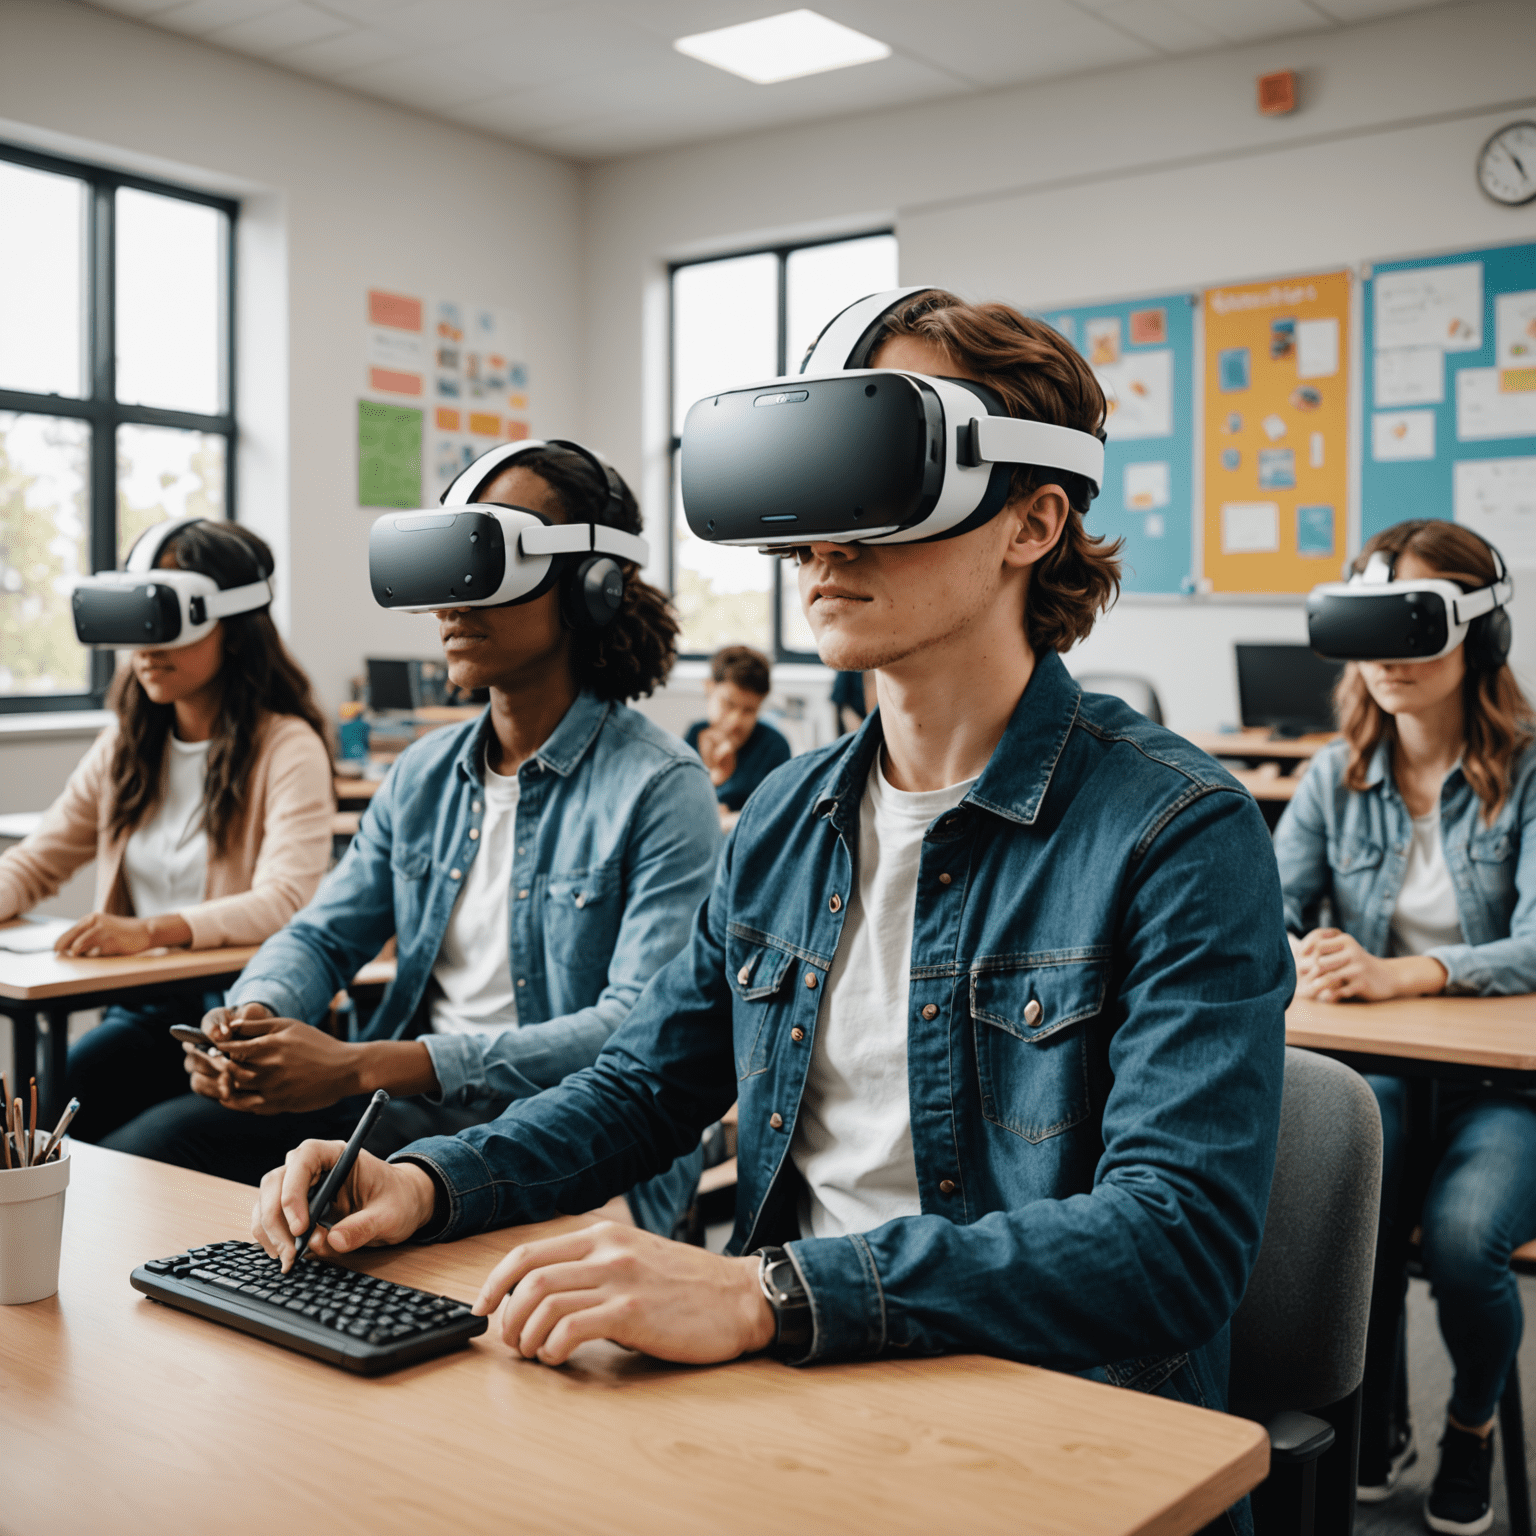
[122,736,211,918]
[791,753,977,1241]
[1390,803,1463,957]
[431,756,522,1037]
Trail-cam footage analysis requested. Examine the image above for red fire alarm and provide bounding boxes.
[1258,70,1297,116]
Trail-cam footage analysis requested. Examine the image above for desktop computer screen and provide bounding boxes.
[1235,644,1344,737]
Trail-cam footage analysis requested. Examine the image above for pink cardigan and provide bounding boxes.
[0,713,334,949]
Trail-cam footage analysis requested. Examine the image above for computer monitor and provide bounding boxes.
[1235,644,1344,737]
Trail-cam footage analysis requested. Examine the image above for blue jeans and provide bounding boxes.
[1365,1074,1536,1430]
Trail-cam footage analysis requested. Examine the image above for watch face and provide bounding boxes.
[1478,121,1536,206]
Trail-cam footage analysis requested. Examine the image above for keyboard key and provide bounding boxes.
[143,1259,175,1274]
[319,1310,339,1327]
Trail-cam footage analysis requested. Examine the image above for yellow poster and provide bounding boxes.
[1202,270,1351,593]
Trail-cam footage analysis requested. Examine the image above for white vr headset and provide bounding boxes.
[679,286,1107,550]
[368,439,648,622]
[72,517,273,649]
[1307,543,1514,665]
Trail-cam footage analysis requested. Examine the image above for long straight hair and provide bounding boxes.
[108,521,330,852]
[1335,519,1534,822]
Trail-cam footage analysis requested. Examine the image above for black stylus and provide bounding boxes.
[292,1089,390,1264]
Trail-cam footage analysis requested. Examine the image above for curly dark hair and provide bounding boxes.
[107,521,330,852]
[503,445,679,701]
[872,289,1122,656]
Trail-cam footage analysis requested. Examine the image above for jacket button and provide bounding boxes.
[921,1003,938,1020]
[1024,999,1042,1026]
[469,828,480,840]
[769,1112,784,1130]
[791,1027,805,1042]
[517,889,529,899]
[829,893,842,912]
[805,971,818,989]
[939,1179,957,1197]
[738,965,752,985]
[472,801,482,813]
[449,869,462,880]
[938,872,952,886]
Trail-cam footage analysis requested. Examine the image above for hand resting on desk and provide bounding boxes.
[251,1141,776,1367]
[53,910,192,957]
[1291,927,1447,1003]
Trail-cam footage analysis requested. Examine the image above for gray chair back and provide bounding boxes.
[1075,673,1165,725]
[1229,1047,1383,1422]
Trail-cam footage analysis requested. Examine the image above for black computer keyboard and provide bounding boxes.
[130,1239,487,1375]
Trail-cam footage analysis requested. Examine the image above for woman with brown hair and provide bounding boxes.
[0,519,334,1142]
[1274,518,1536,1535]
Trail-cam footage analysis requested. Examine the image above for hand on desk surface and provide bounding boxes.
[54,911,190,957]
[252,1141,436,1270]
[475,1222,775,1367]
[1292,928,1447,1003]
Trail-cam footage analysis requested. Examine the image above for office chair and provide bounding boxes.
[1229,1047,1384,1536]
[1074,672,1165,725]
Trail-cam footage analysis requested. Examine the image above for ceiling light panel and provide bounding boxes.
[673,8,891,84]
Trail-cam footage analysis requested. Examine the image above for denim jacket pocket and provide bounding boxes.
[1327,836,1385,877]
[970,959,1105,1143]
[391,847,434,930]
[544,862,622,977]
[726,931,794,1081]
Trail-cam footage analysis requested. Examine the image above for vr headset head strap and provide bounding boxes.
[443,437,626,520]
[799,286,937,374]
[124,516,205,574]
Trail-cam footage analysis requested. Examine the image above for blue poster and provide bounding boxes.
[1361,240,1536,544]
[1041,293,1196,595]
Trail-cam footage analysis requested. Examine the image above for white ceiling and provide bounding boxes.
[84,0,1463,163]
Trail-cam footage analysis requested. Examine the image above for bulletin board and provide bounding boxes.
[1042,293,1196,594]
[1201,270,1352,593]
[1362,241,1536,562]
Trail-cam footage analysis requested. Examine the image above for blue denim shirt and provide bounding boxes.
[228,691,722,1104]
[1273,738,1536,994]
[396,653,1291,1410]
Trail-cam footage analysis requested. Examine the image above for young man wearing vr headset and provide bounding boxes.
[114,441,720,1234]
[1278,520,1536,1535]
[251,291,1290,1486]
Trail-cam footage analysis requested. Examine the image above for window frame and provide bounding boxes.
[0,140,238,714]
[668,228,894,664]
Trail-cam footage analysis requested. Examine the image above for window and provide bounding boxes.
[669,231,897,661]
[0,144,235,713]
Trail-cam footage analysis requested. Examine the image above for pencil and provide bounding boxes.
[29,1077,38,1158]
[9,1098,22,1169]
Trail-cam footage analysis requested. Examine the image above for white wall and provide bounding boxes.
[582,0,1536,733]
[0,0,584,718]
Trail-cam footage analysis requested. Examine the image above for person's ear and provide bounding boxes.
[1001,484,1070,571]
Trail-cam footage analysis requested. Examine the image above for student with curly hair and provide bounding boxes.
[113,444,720,1235]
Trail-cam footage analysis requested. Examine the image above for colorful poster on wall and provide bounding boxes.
[358,400,422,508]
[1042,293,1195,594]
[362,289,530,506]
[1361,241,1536,545]
[1201,270,1351,593]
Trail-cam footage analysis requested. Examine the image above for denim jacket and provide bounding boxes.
[1273,738,1536,994]
[228,691,722,1103]
[397,653,1291,1412]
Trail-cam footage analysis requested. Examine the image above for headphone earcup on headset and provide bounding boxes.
[1467,606,1512,672]
[562,556,626,630]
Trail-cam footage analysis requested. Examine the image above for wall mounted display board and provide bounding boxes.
[1362,242,1536,563]
[1043,294,1195,594]
[357,400,422,509]
[1201,270,1352,593]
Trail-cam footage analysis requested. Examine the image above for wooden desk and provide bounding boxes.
[1229,766,1302,804]
[1185,730,1336,762]
[334,775,382,803]
[0,1145,1267,1536]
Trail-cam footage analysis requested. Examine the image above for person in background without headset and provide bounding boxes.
[830,668,875,735]
[686,645,791,832]
[0,521,334,1144]
[1274,519,1536,1536]
[107,443,721,1235]
[251,293,1288,1536]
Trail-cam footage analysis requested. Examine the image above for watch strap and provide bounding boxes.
[755,1245,813,1361]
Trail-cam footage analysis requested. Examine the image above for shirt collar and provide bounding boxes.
[812,651,1081,829]
[454,690,611,783]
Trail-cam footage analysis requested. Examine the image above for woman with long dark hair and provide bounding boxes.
[1274,518,1536,1536]
[0,519,334,1142]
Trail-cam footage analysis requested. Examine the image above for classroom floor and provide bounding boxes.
[1357,1274,1536,1536]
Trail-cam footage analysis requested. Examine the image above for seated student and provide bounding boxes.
[0,520,333,1144]
[253,291,1290,1488]
[685,645,792,831]
[830,669,874,735]
[111,442,721,1233]
[1274,519,1536,1536]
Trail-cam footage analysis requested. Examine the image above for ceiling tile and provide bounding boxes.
[1306,0,1459,19]
[1093,0,1224,51]
[275,23,415,73]
[88,0,198,17]
[306,0,418,19]
[152,0,288,37]
[1158,0,1338,43]
[334,53,511,113]
[205,2,354,54]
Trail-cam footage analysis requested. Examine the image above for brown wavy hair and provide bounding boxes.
[108,521,330,852]
[1336,519,1533,821]
[871,289,1122,654]
[505,445,679,701]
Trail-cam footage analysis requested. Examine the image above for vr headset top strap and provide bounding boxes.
[799,286,936,374]
[120,515,275,619]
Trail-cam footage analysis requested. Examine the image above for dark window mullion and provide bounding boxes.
[223,203,238,525]
[87,179,116,700]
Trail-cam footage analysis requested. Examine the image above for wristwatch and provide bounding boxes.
[755,1245,813,1360]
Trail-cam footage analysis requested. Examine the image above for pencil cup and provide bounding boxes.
[0,1136,70,1304]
